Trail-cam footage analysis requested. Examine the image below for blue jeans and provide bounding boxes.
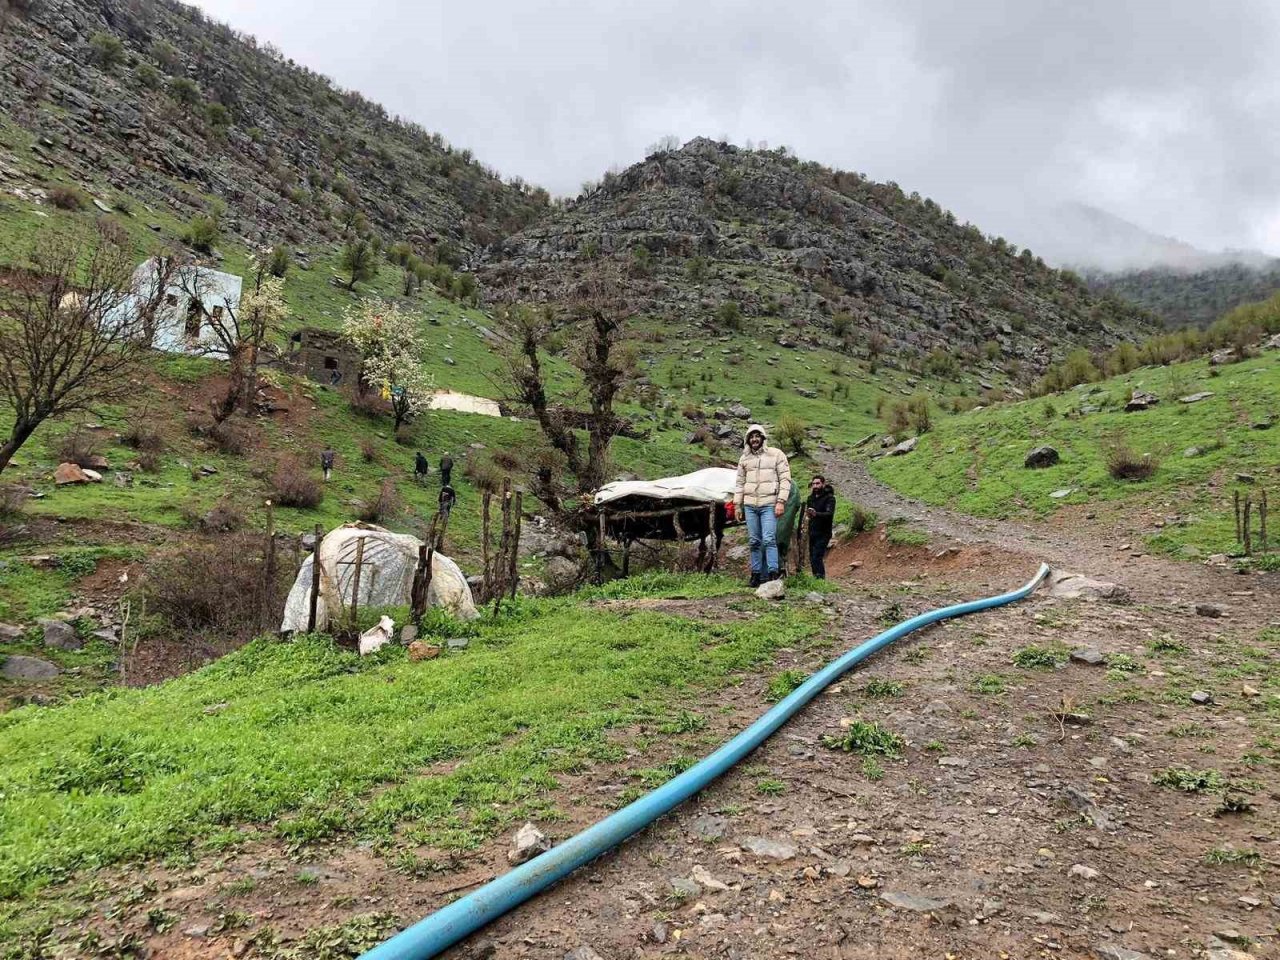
[744,504,779,575]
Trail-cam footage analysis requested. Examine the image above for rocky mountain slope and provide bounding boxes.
[1088,260,1280,328]
[480,139,1156,371]
[0,0,548,255]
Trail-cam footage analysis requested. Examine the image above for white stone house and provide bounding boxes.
[108,258,242,358]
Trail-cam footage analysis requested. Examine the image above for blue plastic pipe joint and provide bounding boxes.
[361,563,1051,960]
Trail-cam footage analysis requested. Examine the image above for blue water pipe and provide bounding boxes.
[361,563,1051,960]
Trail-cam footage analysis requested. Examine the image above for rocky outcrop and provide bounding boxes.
[480,139,1155,371]
[0,1,547,255]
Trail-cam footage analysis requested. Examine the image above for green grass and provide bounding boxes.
[821,720,904,757]
[765,669,809,702]
[1011,644,1068,670]
[869,351,1280,559]
[0,582,820,905]
[1152,767,1226,792]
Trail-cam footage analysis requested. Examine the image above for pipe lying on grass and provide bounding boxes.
[360,563,1052,960]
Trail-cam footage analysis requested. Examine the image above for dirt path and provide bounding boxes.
[49,461,1280,960]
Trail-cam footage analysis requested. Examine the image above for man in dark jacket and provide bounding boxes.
[439,452,454,487]
[414,451,429,483]
[805,475,836,579]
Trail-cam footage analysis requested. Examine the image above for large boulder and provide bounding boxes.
[1124,391,1159,412]
[2,655,61,680]
[54,462,90,485]
[38,618,81,651]
[1024,446,1060,469]
[542,556,580,595]
[890,437,918,456]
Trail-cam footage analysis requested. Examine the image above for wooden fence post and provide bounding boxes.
[411,544,431,620]
[1244,496,1253,556]
[262,501,277,632]
[596,511,608,584]
[349,536,366,630]
[1235,490,1242,543]
[481,490,493,602]
[307,523,322,633]
[508,491,523,599]
[1261,488,1269,551]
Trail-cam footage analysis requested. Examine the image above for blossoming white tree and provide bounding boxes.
[342,301,434,431]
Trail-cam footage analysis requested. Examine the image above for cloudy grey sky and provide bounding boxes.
[194,0,1280,262]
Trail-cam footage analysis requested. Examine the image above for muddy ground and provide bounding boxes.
[39,466,1280,959]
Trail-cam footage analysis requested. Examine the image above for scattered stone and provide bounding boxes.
[2,655,61,680]
[880,891,952,913]
[689,814,728,841]
[938,756,970,768]
[1024,445,1060,469]
[755,579,785,601]
[1095,945,1154,960]
[1069,864,1100,880]
[1070,647,1105,666]
[407,641,440,661]
[691,865,730,891]
[1252,419,1273,431]
[202,702,229,715]
[39,618,81,651]
[650,923,668,944]
[1212,929,1250,947]
[54,462,90,485]
[564,948,605,960]
[669,876,700,898]
[1195,603,1223,618]
[1046,571,1127,602]
[0,623,24,642]
[804,591,824,604]
[1190,690,1213,706]
[1209,348,1237,366]
[1184,446,1204,458]
[508,822,551,864]
[1235,473,1255,484]
[855,875,879,889]
[727,402,751,419]
[741,836,797,861]
[183,924,211,939]
[400,624,418,643]
[1049,488,1074,499]
[1124,391,1159,412]
[890,437,918,456]
[446,637,470,651]
[1242,684,1259,698]
[1179,391,1214,404]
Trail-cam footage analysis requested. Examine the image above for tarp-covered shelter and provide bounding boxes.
[591,468,743,573]
[281,523,477,633]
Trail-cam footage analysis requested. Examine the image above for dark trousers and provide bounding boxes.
[809,536,828,579]
[440,468,452,487]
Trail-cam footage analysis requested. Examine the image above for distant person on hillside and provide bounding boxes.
[734,424,793,587]
[414,451,429,483]
[439,452,454,487]
[320,448,335,482]
[805,475,836,579]
[438,483,456,518]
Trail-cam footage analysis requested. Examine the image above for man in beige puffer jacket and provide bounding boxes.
[734,424,793,586]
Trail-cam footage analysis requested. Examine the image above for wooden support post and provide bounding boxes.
[794,509,806,575]
[1244,496,1253,556]
[481,490,493,602]
[1261,488,1269,551]
[596,511,608,585]
[411,544,431,620]
[1235,490,1242,543]
[349,536,366,629]
[307,523,322,633]
[263,501,277,631]
[508,491,523,600]
[622,539,632,578]
[493,480,513,617]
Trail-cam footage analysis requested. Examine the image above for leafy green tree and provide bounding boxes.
[168,77,199,106]
[90,33,125,70]
[184,214,219,254]
[267,245,290,279]
[715,301,742,331]
[340,237,379,290]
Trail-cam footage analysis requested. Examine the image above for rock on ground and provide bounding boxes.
[755,580,785,601]
[2,655,61,680]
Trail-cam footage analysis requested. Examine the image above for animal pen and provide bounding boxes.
[589,468,743,578]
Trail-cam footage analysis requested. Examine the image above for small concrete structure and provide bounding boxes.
[287,327,363,388]
[106,258,242,357]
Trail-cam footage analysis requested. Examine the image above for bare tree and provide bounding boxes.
[499,283,634,520]
[177,255,288,420]
[0,223,161,474]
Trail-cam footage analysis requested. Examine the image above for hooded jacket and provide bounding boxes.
[734,424,793,510]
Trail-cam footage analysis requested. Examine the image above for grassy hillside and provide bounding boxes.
[868,346,1280,560]
[0,574,823,936]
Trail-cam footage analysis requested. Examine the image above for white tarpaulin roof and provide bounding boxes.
[594,467,736,507]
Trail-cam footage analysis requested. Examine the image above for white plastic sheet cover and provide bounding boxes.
[593,467,737,506]
[281,523,477,633]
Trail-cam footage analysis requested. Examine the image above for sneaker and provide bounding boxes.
[749,571,761,588]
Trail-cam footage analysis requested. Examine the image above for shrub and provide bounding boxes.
[463,455,503,494]
[1011,645,1067,669]
[204,102,231,131]
[0,484,27,519]
[348,389,386,420]
[193,499,245,533]
[55,427,101,467]
[846,503,878,536]
[714,301,742,331]
[137,450,162,474]
[1105,437,1158,481]
[394,425,416,447]
[358,479,402,523]
[121,418,165,453]
[184,214,219,254]
[821,720,904,757]
[359,438,377,463]
[89,32,125,70]
[144,532,289,641]
[775,414,807,455]
[272,456,324,508]
[168,76,200,106]
[267,245,291,278]
[210,419,251,456]
[48,185,87,211]
[135,63,160,88]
